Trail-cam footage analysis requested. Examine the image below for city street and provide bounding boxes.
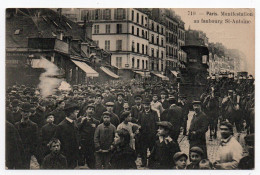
[30,111,248,169]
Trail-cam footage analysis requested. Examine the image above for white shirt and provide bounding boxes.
[216,136,243,169]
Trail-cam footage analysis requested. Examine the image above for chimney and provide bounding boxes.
[83,15,93,40]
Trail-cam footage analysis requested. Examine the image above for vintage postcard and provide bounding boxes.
[4,5,256,174]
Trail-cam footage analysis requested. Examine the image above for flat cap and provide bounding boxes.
[157,121,173,130]
[86,103,96,110]
[102,111,111,117]
[20,102,33,112]
[190,146,204,156]
[173,152,188,161]
[192,101,201,105]
[134,94,142,100]
[105,102,114,106]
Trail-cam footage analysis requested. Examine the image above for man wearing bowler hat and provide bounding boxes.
[15,102,39,169]
[188,100,209,159]
[54,102,80,169]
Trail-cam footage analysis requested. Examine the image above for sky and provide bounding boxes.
[173,8,255,76]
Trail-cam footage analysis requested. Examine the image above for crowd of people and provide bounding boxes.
[5,76,255,169]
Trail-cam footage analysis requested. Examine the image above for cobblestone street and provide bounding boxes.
[30,111,248,169]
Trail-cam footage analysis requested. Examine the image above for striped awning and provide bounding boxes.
[72,60,99,77]
[134,71,151,77]
[100,66,119,79]
[170,70,179,77]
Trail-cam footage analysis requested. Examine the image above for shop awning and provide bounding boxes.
[100,66,119,79]
[170,70,179,77]
[72,60,99,77]
[152,73,169,81]
[134,71,151,77]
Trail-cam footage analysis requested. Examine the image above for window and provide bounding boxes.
[103,9,111,20]
[116,57,122,68]
[157,50,159,58]
[161,51,164,58]
[94,25,99,34]
[157,63,159,71]
[94,40,99,46]
[151,48,154,57]
[142,30,144,38]
[116,40,122,51]
[137,28,139,36]
[137,13,139,23]
[161,64,164,71]
[151,34,154,44]
[151,62,154,70]
[142,60,144,69]
[132,26,134,35]
[161,38,164,46]
[161,28,164,35]
[151,23,154,31]
[137,43,140,53]
[166,32,169,42]
[132,41,135,52]
[142,44,144,54]
[132,58,135,68]
[117,24,122,34]
[141,15,144,25]
[146,45,148,55]
[105,40,110,51]
[132,10,134,21]
[157,25,159,32]
[145,31,148,39]
[106,24,110,33]
[146,60,148,69]
[157,36,159,45]
[95,9,101,20]
[115,8,126,20]
[137,59,140,68]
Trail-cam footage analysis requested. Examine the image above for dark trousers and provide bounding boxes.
[78,141,96,169]
[95,152,111,169]
[140,139,155,166]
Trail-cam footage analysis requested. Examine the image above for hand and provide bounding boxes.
[213,161,222,169]
[96,149,102,153]
[191,131,196,135]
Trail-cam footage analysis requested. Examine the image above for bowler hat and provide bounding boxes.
[173,152,188,161]
[190,146,204,156]
[157,121,173,130]
[117,92,125,98]
[64,102,80,113]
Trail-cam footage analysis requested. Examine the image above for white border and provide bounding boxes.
[1,0,258,175]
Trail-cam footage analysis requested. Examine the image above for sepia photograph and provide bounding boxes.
[5,7,255,171]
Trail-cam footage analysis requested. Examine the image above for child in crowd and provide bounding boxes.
[41,138,67,169]
[199,159,213,169]
[187,146,204,169]
[173,152,188,169]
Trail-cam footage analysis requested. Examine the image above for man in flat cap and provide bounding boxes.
[160,90,170,109]
[94,111,116,169]
[54,102,80,169]
[149,121,180,169]
[10,99,22,124]
[101,102,120,128]
[15,102,39,169]
[94,93,107,121]
[214,121,243,169]
[77,103,99,169]
[113,92,125,117]
[188,101,209,159]
[131,94,144,123]
[138,98,159,167]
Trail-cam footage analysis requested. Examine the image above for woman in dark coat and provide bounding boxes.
[110,129,137,169]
